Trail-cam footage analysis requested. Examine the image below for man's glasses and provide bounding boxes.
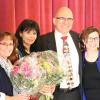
[56,17,73,22]
[0,42,13,46]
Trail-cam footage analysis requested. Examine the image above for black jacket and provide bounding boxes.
[36,31,82,84]
[0,65,13,96]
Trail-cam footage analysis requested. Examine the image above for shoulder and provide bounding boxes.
[41,31,54,38]
[70,30,80,41]
[0,65,7,77]
[39,31,54,42]
[16,48,23,58]
[70,30,79,37]
[99,50,100,54]
[0,65,4,72]
[98,50,100,59]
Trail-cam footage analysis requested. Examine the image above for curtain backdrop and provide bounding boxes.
[0,0,100,35]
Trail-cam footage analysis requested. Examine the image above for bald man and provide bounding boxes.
[36,7,82,100]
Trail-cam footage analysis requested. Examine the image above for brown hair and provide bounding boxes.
[0,32,18,64]
[80,26,100,51]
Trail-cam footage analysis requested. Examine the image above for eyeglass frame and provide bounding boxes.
[56,17,73,22]
[87,37,99,42]
[0,42,14,46]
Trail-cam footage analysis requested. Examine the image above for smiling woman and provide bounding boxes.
[15,19,40,58]
[0,32,16,58]
[80,26,100,100]
[0,32,30,100]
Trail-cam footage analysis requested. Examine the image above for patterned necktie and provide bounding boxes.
[61,36,67,53]
[61,36,74,89]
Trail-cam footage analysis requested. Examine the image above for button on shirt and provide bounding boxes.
[54,30,80,89]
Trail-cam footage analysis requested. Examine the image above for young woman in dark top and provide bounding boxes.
[0,32,29,100]
[80,26,100,100]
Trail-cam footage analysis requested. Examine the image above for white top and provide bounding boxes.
[55,30,80,88]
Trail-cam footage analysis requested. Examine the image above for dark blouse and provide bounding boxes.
[17,45,29,58]
[0,65,13,96]
[83,59,100,100]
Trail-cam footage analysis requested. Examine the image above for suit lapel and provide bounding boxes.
[70,32,80,53]
[47,32,57,51]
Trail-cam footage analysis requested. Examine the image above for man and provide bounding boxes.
[38,6,82,100]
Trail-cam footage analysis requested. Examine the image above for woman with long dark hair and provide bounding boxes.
[15,19,40,57]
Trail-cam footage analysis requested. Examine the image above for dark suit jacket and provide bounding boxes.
[0,65,13,96]
[38,31,82,80]
[36,30,82,86]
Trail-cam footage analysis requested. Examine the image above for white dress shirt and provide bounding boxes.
[54,30,80,89]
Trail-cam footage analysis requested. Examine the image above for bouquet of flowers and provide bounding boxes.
[36,51,64,100]
[10,54,42,96]
[10,50,64,100]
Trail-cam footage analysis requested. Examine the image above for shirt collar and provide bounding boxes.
[54,30,70,38]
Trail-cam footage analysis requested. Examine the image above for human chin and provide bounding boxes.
[26,42,34,46]
[7,50,13,55]
[27,39,35,44]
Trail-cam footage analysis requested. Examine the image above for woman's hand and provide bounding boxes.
[6,92,30,100]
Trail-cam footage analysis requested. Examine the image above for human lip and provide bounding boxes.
[28,39,35,42]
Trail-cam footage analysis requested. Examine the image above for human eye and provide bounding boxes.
[67,18,73,21]
[9,43,13,46]
[33,32,37,35]
[56,17,64,20]
[0,42,13,46]
[95,37,99,41]
[88,37,92,41]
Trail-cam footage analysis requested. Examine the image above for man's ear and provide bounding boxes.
[53,18,56,25]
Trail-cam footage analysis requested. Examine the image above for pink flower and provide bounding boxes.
[32,65,40,80]
[12,66,20,76]
[21,62,32,77]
